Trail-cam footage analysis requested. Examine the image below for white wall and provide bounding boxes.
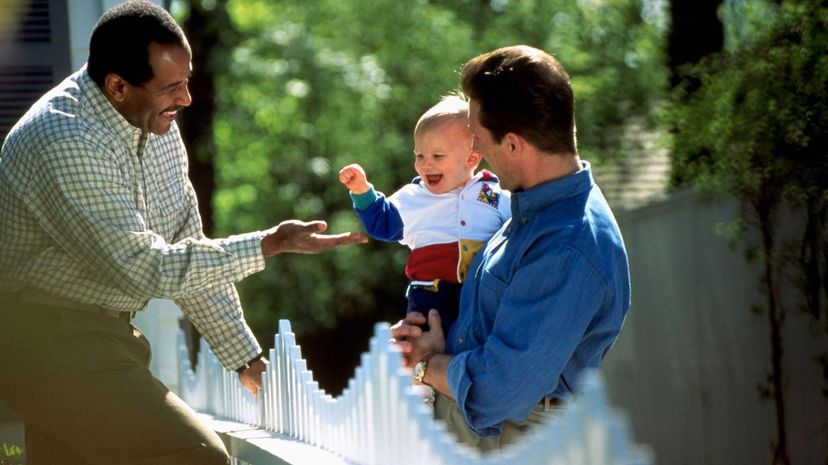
[602,190,828,465]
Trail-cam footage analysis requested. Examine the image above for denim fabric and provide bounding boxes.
[445,162,630,437]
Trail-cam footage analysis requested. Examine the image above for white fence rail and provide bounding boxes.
[168,318,653,465]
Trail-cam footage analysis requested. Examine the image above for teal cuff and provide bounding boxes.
[349,184,380,210]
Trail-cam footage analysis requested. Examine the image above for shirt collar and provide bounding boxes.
[473,169,499,184]
[511,160,594,221]
[78,66,146,150]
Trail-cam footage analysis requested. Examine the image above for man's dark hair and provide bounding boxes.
[461,45,577,155]
[87,0,188,87]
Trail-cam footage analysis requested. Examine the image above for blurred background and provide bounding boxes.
[1,0,825,464]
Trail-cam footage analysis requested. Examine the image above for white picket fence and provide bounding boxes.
[170,318,653,465]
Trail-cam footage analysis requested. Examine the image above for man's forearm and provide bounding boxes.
[423,353,455,401]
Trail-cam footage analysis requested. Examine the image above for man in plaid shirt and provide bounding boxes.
[0,1,365,464]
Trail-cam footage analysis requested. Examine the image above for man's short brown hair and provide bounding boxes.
[461,45,576,155]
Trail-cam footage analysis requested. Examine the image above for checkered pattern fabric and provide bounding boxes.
[0,67,265,370]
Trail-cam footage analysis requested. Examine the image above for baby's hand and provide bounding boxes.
[339,163,370,195]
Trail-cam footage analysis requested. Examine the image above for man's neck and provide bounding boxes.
[519,152,581,191]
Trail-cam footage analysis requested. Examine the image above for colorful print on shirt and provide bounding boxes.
[477,183,501,209]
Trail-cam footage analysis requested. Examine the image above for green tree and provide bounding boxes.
[668,2,828,463]
[441,0,669,164]
[210,0,477,390]
[180,0,667,393]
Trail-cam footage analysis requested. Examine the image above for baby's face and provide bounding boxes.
[413,120,479,194]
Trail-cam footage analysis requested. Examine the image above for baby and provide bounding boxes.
[339,94,511,333]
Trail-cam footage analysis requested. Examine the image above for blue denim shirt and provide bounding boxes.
[445,161,630,437]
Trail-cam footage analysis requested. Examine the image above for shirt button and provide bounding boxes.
[458,337,464,345]
[522,216,528,224]
[460,220,466,226]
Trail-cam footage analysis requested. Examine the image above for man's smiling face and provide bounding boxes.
[119,41,192,135]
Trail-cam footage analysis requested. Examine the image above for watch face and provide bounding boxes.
[414,361,426,382]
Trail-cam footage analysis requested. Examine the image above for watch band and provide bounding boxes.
[414,353,435,384]
[235,352,264,373]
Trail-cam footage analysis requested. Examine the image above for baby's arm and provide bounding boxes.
[339,164,404,243]
[339,163,371,195]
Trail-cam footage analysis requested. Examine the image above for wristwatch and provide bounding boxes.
[413,353,435,384]
[235,352,264,373]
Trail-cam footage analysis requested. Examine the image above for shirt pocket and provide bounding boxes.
[478,266,507,296]
[475,265,508,328]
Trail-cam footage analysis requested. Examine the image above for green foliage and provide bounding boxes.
[535,0,668,162]
[439,0,668,163]
[205,0,667,342]
[669,0,828,210]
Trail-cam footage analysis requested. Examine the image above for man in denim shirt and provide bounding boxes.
[392,45,630,451]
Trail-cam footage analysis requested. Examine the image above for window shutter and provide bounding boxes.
[1,0,68,144]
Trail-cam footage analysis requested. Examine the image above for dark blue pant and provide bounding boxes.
[405,280,462,334]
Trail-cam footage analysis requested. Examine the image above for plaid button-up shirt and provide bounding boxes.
[0,67,264,370]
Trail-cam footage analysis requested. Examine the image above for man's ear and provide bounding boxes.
[103,73,130,102]
[503,132,523,157]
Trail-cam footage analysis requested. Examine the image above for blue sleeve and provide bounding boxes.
[446,249,619,436]
[350,186,404,242]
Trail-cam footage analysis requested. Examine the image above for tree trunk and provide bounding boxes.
[667,0,724,90]
[755,192,790,465]
[177,0,236,364]
[179,1,236,237]
[799,201,826,322]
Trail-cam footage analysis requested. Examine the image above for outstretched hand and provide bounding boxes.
[261,220,367,257]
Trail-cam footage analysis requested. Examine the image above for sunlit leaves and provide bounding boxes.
[206,0,667,335]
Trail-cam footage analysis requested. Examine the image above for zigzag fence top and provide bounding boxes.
[176,319,653,465]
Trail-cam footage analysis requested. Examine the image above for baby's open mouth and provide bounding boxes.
[426,174,442,184]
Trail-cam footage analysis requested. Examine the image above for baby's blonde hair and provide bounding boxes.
[414,92,469,138]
